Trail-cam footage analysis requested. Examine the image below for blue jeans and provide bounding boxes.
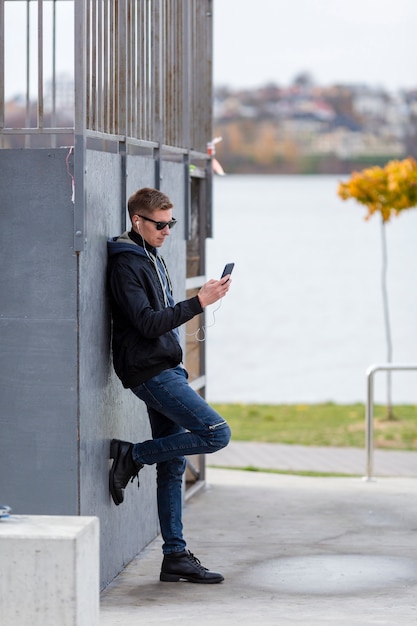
[131,365,231,555]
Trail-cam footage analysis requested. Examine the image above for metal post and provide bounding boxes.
[0,0,5,141]
[51,0,57,147]
[25,0,30,147]
[365,368,375,481]
[153,0,163,189]
[365,363,417,481]
[37,0,44,130]
[74,0,86,252]
[184,153,191,241]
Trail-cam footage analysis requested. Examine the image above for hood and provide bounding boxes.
[107,231,150,259]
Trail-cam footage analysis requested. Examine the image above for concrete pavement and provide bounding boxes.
[100,443,417,625]
[208,440,417,477]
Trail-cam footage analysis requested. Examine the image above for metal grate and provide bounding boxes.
[1,0,213,154]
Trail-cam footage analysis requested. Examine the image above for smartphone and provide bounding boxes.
[221,262,235,280]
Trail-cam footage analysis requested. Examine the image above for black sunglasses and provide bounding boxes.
[137,215,177,230]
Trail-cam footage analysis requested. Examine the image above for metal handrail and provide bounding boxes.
[365,363,417,481]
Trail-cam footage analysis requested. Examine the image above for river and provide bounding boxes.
[205,175,417,405]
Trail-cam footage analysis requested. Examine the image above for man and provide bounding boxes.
[107,187,232,584]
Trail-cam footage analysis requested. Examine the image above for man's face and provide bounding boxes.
[134,209,174,248]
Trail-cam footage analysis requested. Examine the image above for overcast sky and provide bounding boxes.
[4,0,417,99]
[213,0,417,91]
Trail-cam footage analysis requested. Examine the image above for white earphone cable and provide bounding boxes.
[185,298,223,342]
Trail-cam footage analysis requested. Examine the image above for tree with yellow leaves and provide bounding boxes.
[338,157,417,418]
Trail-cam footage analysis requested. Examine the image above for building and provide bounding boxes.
[0,0,214,588]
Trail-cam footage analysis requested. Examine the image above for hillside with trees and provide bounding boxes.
[213,74,417,175]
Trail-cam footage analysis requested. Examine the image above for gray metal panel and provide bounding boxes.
[0,149,78,514]
[79,151,160,587]
[0,318,78,514]
[126,153,156,211]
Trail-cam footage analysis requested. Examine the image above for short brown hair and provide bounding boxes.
[128,187,173,219]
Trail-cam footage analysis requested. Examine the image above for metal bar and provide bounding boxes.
[85,0,90,129]
[50,0,57,147]
[74,0,86,252]
[185,458,200,480]
[86,129,151,144]
[37,0,44,130]
[167,0,175,146]
[188,375,206,392]
[184,467,206,500]
[182,0,191,149]
[96,0,103,132]
[1,127,74,134]
[90,0,97,130]
[117,0,127,137]
[184,153,191,240]
[103,0,109,133]
[145,0,152,140]
[135,0,141,138]
[109,0,115,134]
[0,0,5,141]
[131,0,136,139]
[25,0,30,146]
[185,276,205,290]
[153,0,162,188]
[205,154,213,238]
[126,0,133,139]
[0,121,205,153]
[365,368,375,482]
[365,363,417,481]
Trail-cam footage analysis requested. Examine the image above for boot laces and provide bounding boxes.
[129,464,143,489]
[187,551,208,572]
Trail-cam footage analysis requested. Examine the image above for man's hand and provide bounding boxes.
[197,276,232,308]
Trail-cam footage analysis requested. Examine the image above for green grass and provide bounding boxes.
[212,402,417,451]
[212,465,361,478]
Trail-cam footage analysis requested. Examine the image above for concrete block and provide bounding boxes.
[0,515,99,626]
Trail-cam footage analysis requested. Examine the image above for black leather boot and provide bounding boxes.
[160,550,224,583]
[109,439,143,506]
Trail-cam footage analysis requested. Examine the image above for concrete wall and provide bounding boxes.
[0,147,187,587]
[0,149,79,514]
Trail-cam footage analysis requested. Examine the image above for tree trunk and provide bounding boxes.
[380,218,394,419]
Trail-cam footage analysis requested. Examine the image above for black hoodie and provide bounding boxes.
[107,230,203,388]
